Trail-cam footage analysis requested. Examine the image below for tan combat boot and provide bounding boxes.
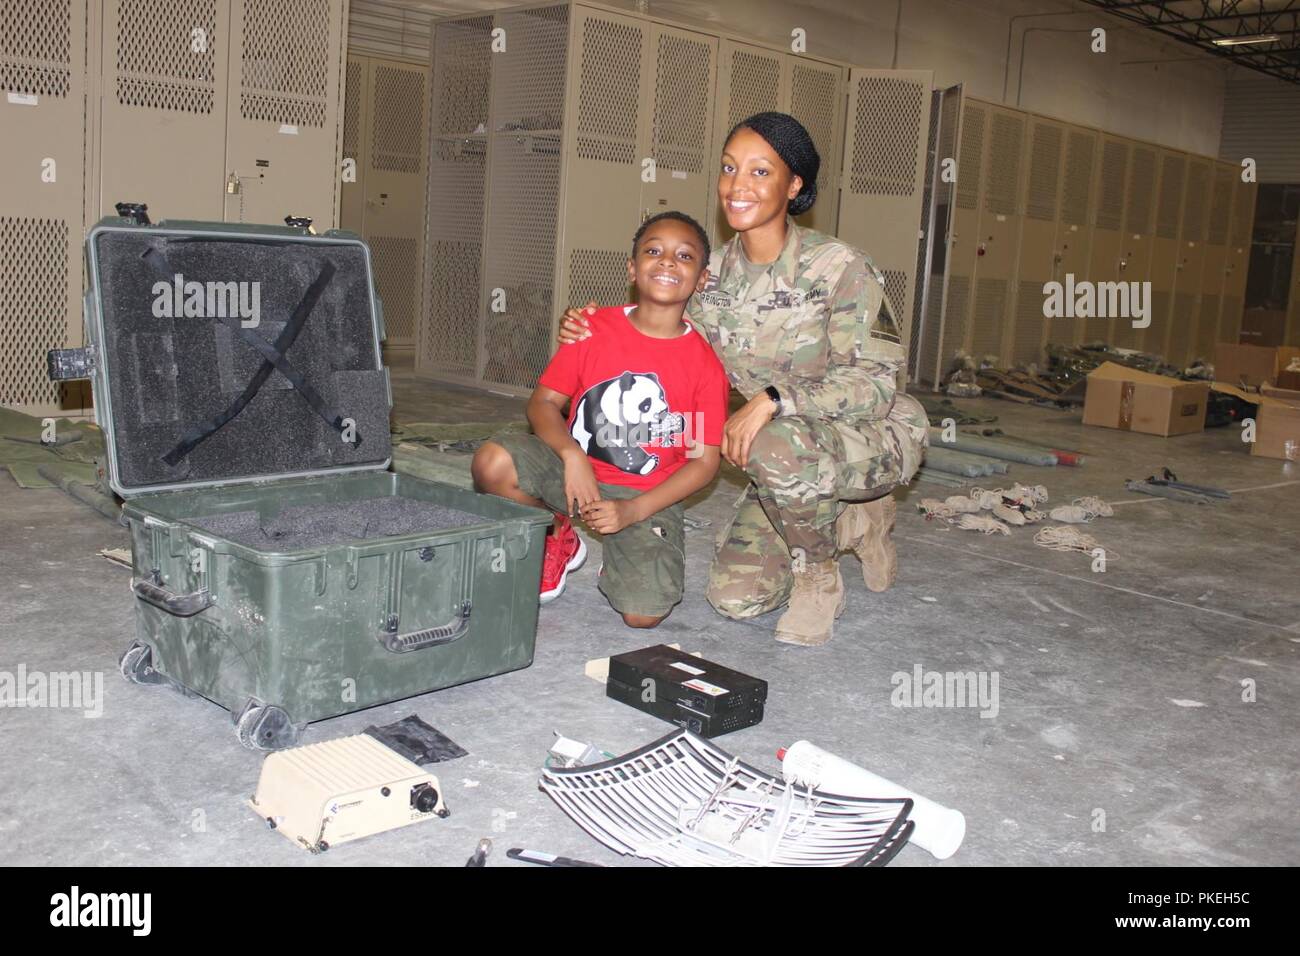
[774,558,846,646]
[837,495,898,592]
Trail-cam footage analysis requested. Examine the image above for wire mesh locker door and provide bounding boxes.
[1087,135,1129,347]
[710,40,782,246]
[223,0,346,228]
[1179,158,1214,365]
[1200,162,1235,354]
[938,97,985,375]
[557,5,648,355]
[421,15,492,383]
[1223,173,1255,347]
[1113,141,1157,353]
[1147,149,1186,362]
[1053,126,1098,349]
[837,69,933,363]
[787,59,846,238]
[339,55,368,235]
[98,0,228,221]
[0,0,88,416]
[364,57,429,351]
[968,104,1025,369]
[640,25,716,233]
[1009,116,1065,371]
[911,83,961,388]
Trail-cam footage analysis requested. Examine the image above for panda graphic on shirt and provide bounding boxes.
[569,371,686,476]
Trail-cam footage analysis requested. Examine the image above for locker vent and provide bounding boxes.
[1156,154,1185,240]
[1011,280,1045,368]
[956,105,985,210]
[1096,139,1127,231]
[726,49,780,127]
[1149,290,1171,353]
[1181,161,1210,242]
[940,274,971,367]
[434,16,491,136]
[240,0,331,128]
[0,217,68,408]
[423,240,478,375]
[984,112,1023,216]
[653,32,711,174]
[1219,295,1242,343]
[881,268,908,335]
[1125,147,1156,234]
[1170,290,1196,364]
[576,17,641,164]
[849,75,922,197]
[1025,122,1062,222]
[1060,130,1095,227]
[1,0,71,97]
[495,7,567,133]
[569,249,633,312]
[1195,294,1220,359]
[483,134,560,388]
[789,64,838,201]
[115,0,217,113]
[372,65,425,173]
[370,235,419,342]
[1230,182,1254,244]
[343,61,361,158]
[1207,165,1233,245]
[970,278,1007,361]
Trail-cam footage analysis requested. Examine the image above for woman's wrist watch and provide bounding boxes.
[763,384,783,416]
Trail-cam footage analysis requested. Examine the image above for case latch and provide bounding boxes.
[114,201,151,224]
[47,347,95,381]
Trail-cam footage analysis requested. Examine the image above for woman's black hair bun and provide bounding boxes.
[728,111,820,215]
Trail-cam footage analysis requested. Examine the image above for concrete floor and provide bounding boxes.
[1,365,1297,866]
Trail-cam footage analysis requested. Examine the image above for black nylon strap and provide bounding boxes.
[140,246,348,466]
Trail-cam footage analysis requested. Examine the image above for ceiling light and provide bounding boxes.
[1213,34,1281,47]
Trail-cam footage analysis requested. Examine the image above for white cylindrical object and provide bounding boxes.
[781,740,966,860]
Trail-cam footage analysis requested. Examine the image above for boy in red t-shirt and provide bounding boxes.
[473,212,729,628]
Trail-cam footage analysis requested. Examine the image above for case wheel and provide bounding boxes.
[118,641,163,685]
[235,702,301,751]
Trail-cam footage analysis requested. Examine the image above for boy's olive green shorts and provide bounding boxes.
[490,432,685,618]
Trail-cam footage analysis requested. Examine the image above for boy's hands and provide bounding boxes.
[558,302,597,345]
[580,498,642,535]
[561,448,600,516]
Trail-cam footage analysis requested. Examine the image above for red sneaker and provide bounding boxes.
[539,515,587,605]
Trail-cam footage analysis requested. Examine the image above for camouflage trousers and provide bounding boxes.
[706,393,928,620]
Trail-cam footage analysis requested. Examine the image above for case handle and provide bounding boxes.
[381,602,472,654]
[132,570,213,617]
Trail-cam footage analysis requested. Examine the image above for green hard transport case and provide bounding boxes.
[50,210,551,750]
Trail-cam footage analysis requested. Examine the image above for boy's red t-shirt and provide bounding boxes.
[538,305,730,491]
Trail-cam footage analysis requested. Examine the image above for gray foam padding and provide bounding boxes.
[93,231,391,488]
[192,497,484,551]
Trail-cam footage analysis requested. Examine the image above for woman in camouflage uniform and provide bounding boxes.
[561,112,928,646]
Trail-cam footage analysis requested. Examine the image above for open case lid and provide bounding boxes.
[75,217,391,497]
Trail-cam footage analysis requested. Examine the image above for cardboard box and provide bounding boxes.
[1238,308,1288,347]
[1210,383,1300,461]
[1083,362,1209,437]
[1214,343,1300,388]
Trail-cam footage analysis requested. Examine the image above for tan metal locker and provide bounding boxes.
[787,58,844,237]
[940,97,984,369]
[1053,124,1097,348]
[361,57,429,350]
[421,15,492,381]
[0,0,89,416]
[483,4,570,390]
[553,2,646,368]
[1200,162,1234,351]
[968,103,1025,365]
[1287,216,1300,347]
[1174,157,1212,366]
[222,0,346,228]
[1148,150,1185,362]
[710,40,782,244]
[639,24,717,233]
[1112,141,1157,352]
[1009,116,1064,368]
[1086,136,1129,347]
[910,83,960,388]
[837,69,933,356]
[1223,174,1255,346]
[339,54,368,234]
[97,0,228,221]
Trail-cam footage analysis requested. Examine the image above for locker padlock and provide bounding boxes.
[1118,259,1128,272]
[114,202,150,225]
[226,173,241,195]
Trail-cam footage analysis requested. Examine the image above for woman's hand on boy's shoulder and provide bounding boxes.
[558,302,597,345]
